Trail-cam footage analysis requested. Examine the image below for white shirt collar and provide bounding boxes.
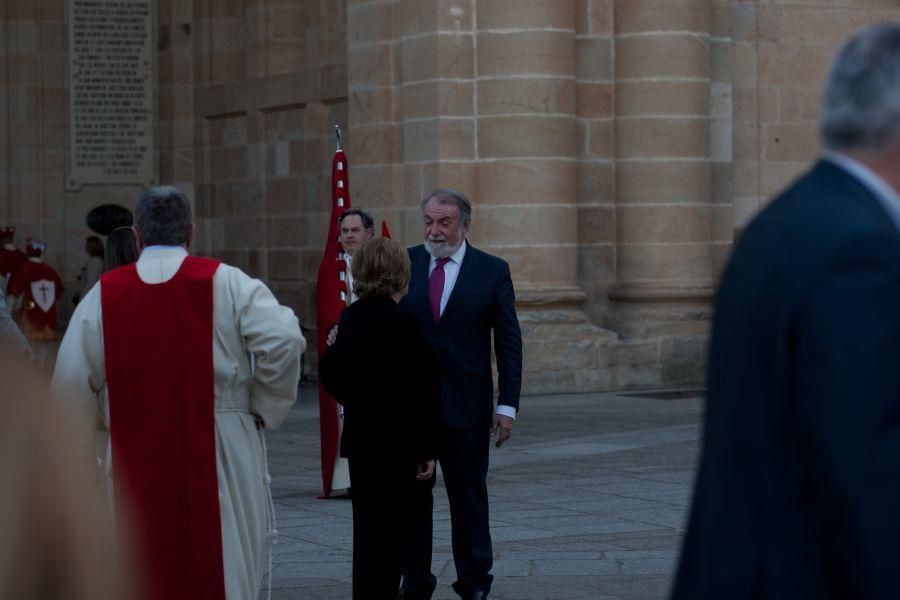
[823,151,900,231]
[430,239,467,265]
[141,245,189,258]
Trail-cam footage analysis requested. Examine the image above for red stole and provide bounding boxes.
[101,256,225,600]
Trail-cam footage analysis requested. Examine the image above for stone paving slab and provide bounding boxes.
[260,386,701,599]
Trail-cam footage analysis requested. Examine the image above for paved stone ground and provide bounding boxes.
[262,386,702,600]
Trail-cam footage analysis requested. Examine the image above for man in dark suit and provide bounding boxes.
[673,24,900,599]
[400,188,523,600]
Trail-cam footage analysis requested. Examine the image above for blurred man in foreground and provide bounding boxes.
[674,24,900,599]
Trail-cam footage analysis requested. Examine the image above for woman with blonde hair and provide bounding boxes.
[319,236,439,600]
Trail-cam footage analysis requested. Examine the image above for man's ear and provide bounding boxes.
[185,223,195,249]
[132,226,145,252]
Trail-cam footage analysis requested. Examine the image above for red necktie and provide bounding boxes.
[428,257,450,322]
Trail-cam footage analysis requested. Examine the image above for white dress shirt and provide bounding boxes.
[427,240,516,420]
[427,240,466,317]
[344,253,356,305]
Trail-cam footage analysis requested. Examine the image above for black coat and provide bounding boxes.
[319,295,439,462]
[401,243,523,429]
[673,160,900,599]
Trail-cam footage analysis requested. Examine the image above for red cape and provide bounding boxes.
[101,258,225,600]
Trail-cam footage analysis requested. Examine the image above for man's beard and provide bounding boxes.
[425,235,463,259]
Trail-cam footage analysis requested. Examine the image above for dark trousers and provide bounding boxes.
[402,425,493,598]
[349,457,415,600]
[402,471,437,598]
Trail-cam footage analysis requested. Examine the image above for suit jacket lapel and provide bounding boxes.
[440,243,480,323]
[408,246,434,326]
[412,246,430,292]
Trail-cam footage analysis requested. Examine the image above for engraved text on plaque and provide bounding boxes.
[68,0,156,189]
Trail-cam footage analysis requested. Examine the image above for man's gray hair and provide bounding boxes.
[134,186,192,246]
[421,188,472,226]
[821,24,900,151]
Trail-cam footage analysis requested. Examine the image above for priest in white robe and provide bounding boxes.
[52,186,305,600]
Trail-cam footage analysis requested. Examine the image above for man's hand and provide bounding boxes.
[417,459,435,480]
[327,325,338,347]
[491,414,514,447]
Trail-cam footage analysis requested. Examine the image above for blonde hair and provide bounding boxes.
[351,237,410,300]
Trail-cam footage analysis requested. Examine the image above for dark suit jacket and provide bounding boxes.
[319,295,439,462]
[401,243,522,429]
[673,160,900,599]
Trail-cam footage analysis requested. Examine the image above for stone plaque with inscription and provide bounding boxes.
[68,0,157,189]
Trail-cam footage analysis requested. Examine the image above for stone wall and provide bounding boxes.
[732,1,900,236]
[339,0,900,392]
[1,0,143,324]
[0,0,347,362]
[187,0,348,348]
[2,0,899,391]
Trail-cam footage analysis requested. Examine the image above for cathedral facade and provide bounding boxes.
[2,0,898,391]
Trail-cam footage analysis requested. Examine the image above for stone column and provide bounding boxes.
[349,0,620,394]
[474,0,620,392]
[473,0,580,299]
[364,0,584,296]
[609,0,715,347]
[350,0,584,293]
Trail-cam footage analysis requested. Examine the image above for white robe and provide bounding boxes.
[52,247,306,600]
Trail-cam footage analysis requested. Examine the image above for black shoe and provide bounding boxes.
[462,592,488,600]
[398,590,431,600]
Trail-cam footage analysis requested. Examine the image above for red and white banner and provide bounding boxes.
[315,128,351,497]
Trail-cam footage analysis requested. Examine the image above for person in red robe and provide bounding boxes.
[0,226,27,293]
[7,239,64,366]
